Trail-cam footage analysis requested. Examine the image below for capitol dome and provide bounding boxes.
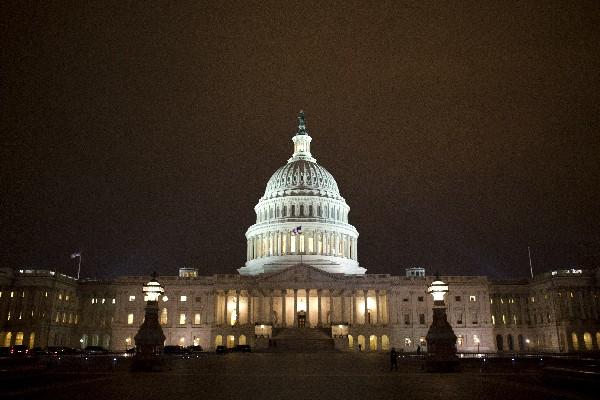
[262,159,342,201]
[238,111,366,276]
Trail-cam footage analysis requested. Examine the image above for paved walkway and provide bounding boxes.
[0,353,596,400]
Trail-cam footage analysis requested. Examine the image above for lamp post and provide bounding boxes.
[424,276,459,372]
[131,272,166,371]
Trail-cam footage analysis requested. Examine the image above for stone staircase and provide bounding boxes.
[267,327,336,353]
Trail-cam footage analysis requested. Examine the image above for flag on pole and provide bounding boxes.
[71,252,81,259]
[291,226,302,235]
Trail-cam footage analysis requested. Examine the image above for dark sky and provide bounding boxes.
[2,1,599,280]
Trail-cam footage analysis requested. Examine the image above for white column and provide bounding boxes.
[281,289,287,327]
[375,290,380,325]
[341,290,346,322]
[363,290,368,325]
[223,290,228,325]
[317,289,322,326]
[293,289,298,326]
[269,290,274,324]
[306,288,310,327]
[235,290,240,325]
[247,291,252,324]
[329,290,334,325]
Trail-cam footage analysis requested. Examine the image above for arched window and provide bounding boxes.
[160,308,168,325]
[283,206,287,217]
[369,335,378,351]
[215,335,223,347]
[227,335,235,349]
[317,205,321,217]
[496,334,504,351]
[596,332,600,351]
[357,335,365,351]
[15,332,24,346]
[583,332,592,350]
[300,205,304,216]
[518,334,524,351]
[381,335,390,351]
[507,334,514,351]
[103,334,111,349]
[276,206,280,218]
[348,335,354,350]
[1,332,11,347]
[29,332,35,349]
[239,335,247,345]
[309,205,313,216]
[571,332,579,351]
[269,208,273,219]
[291,205,296,216]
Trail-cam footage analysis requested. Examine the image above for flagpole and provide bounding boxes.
[528,246,533,279]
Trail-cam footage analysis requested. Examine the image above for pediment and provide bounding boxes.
[257,263,344,284]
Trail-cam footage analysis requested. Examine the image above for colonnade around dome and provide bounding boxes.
[247,231,358,262]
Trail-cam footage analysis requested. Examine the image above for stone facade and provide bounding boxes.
[1,113,598,353]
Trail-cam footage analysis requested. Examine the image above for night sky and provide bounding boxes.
[2,1,599,280]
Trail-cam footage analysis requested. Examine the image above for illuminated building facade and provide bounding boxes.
[1,113,599,353]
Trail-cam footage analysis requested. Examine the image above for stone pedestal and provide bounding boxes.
[425,302,459,372]
[131,300,166,371]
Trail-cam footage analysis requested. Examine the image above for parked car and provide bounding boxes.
[163,345,188,355]
[31,347,48,356]
[84,346,109,355]
[9,345,29,356]
[215,345,228,354]
[47,346,79,355]
[234,345,251,353]
[186,345,203,354]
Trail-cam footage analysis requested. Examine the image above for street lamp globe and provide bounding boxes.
[143,275,164,302]
[427,279,449,303]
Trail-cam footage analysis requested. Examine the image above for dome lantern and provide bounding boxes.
[289,110,316,163]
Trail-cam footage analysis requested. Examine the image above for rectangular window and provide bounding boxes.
[194,313,201,324]
[58,292,62,300]
[402,298,408,302]
[180,295,187,302]
[419,314,425,325]
[102,298,105,304]
[127,313,134,325]
[404,314,410,325]
[469,295,476,302]
[417,296,424,302]
[129,295,135,302]
[308,237,314,253]
[455,296,461,301]
[91,298,94,304]
[112,298,116,304]
[456,312,463,325]
[472,312,478,324]
[10,291,14,298]
[195,297,202,303]
[179,313,186,325]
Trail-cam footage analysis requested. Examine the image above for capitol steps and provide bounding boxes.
[266,327,337,353]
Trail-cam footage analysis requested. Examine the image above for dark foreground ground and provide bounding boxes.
[1,353,598,400]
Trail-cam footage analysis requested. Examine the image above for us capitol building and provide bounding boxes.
[1,112,599,354]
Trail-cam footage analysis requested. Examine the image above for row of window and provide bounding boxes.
[127,310,203,325]
[0,290,73,301]
[0,331,35,348]
[401,295,478,302]
[128,295,196,302]
[4,309,78,324]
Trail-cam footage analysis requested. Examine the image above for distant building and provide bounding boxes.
[1,113,599,353]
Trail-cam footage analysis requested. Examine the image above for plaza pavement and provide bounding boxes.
[0,353,596,400]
